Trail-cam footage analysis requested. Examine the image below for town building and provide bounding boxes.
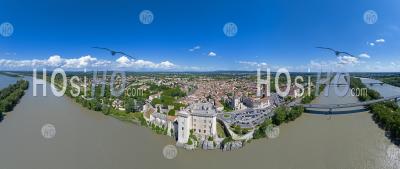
[177,102,217,144]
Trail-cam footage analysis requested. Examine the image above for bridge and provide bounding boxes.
[364,82,384,86]
[298,95,400,110]
[326,83,349,86]
[321,82,383,87]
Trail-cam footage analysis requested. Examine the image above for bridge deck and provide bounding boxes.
[299,95,400,109]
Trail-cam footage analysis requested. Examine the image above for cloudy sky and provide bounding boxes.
[0,0,400,72]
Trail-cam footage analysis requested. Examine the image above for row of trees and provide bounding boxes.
[253,119,272,139]
[301,85,325,104]
[350,77,381,101]
[273,105,304,125]
[381,77,400,87]
[0,80,29,120]
[253,105,304,139]
[348,77,400,142]
[369,101,400,142]
[47,75,149,126]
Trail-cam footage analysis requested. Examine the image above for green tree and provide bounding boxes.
[234,125,242,134]
[168,109,176,116]
[273,106,287,125]
[125,98,137,113]
[187,138,193,145]
[253,119,272,139]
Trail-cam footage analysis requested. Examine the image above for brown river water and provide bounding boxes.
[0,75,399,169]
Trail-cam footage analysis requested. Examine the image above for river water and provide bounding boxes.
[0,75,19,89]
[0,76,399,169]
[360,78,400,97]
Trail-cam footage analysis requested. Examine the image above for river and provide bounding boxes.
[0,75,399,169]
[360,78,400,98]
[0,74,19,89]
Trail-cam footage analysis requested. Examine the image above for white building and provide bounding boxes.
[177,102,217,144]
[149,112,167,127]
[243,97,270,109]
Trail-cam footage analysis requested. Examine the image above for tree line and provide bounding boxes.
[253,105,304,139]
[0,80,29,121]
[350,77,400,144]
[380,77,400,88]
[301,84,325,104]
[369,101,400,143]
[350,77,381,101]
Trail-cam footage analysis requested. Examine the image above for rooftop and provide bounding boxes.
[190,102,217,117]
[177,102,217,117]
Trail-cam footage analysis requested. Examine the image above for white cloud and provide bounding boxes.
[358,53,371,58]
[375,38,385,43]
[338,55,359,65]
[259,62,267,66]
[62,55,98,68]
[115,56,176,69]
[116,56,130,65]
[47,55,62,66]
[367,39,384,47]
[159,61,175,68]
[238,61,268,68]
[189,45,201,52]
[308,55,360,71]
[238,61,258,66]
[306,56,400,72]
[0,55,177,70]
[208,52,217,57]
[309,60,339,69]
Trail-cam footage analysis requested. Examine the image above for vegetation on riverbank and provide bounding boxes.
[0,72,23,77]
[253,119,273,139]
[369,101,400,144]
[301,84,325,104]
[253,105,304,139]
[273,105,304,125]
[379,77,400,87]
[0,80,29,121]
[350,77,400,144]
[349,77,381,101]
[48,73,185,128]
[49,76,148,125]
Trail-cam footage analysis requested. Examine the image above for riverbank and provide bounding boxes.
[0,80,29,121]
[358,77,400,145]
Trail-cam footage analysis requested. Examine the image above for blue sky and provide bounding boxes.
[0,0,399,72]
